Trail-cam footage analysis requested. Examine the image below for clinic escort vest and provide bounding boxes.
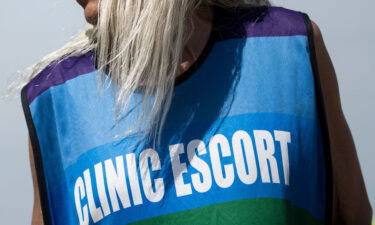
[22,6,328,225]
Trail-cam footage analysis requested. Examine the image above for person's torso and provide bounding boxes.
[23,6,327,225]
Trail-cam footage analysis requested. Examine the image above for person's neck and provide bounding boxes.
[177,6,214,76]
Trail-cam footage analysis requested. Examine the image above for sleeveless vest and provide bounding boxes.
[22,6,328,225]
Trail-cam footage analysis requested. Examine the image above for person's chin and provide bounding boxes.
[85,12,98,25]
[84,4,98,25]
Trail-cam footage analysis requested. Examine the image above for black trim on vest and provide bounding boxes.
[302,13,334,225]
[21,86,52,225]
[174,6,268,87]
[174,6,218,87]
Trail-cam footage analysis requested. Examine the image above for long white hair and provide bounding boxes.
[12,0,271,146]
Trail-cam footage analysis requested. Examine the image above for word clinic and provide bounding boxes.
[74,129,291,224]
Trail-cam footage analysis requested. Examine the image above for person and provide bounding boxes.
[18,0,372,224]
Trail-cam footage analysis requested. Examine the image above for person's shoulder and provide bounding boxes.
[310,20,323,45]
[215,6,309,39]
[22,51,95,105]
[256,6,309,37]
[30,51,96,87]
[265,6,306,23]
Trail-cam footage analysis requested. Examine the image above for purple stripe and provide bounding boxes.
[25,51,95,104]
[214,7,307,40]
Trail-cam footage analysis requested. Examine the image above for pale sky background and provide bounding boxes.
[0,0,373,224]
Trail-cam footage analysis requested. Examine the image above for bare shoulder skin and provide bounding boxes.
[311,21,372,224]
[29,140,43,225]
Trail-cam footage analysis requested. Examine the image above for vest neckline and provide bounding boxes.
[174,6,218,87]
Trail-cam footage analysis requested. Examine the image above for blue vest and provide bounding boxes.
[22,6,328,225]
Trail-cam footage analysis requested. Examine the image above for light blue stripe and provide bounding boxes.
[30,35,316,171]
[175,35,316,119]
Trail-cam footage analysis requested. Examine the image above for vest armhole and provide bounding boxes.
[301,12,334,225]
[21,86,52,225]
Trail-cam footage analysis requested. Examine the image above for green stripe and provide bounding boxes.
[130,198,323,225]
